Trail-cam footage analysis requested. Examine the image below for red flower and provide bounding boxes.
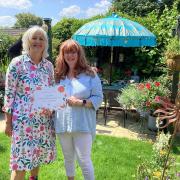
[58,86,65,93]
[145,83,151,89]
[155,82,161,87]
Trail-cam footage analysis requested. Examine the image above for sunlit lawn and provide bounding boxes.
[0,133,179,180]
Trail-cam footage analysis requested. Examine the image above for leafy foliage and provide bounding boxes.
[116,84,141,109]
[137,132,178,179]
[0,31,15,65]
[52,37,60,63]
[165,37,180,58]
[117,76,171,111]
[14,13,43,28]
[52,18,86,43]
[112,0,176,17]
[0,90,5,111]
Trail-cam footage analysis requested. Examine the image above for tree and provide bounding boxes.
[14,13,43,28]
[111,0,178,17]
[112,0,159,17]
[52,18,87,46]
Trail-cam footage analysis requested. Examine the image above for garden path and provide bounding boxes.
[0,111,156,140]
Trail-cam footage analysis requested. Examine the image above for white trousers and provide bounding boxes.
[57,132,94,180]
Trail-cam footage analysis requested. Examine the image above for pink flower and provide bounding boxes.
[25,87,30,91]
[26,127,32,133]
[30,73,35,78]
[137,83,144,90]
[30,65,37,71]
[36,86,42,90]
[49,153,54,160]
[12,164,18,170]
[12,115,18,121]
[40,125,44,131]
[146,101,151,107]
[30,97,34,102]
[155,96,161,102]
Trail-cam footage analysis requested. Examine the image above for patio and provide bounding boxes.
[0,111,157,140]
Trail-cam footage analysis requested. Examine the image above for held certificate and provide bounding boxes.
[32,85,67,111]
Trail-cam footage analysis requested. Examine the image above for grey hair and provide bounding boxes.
[22,26,49,58]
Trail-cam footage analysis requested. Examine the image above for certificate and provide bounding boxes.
[32,85,67,111]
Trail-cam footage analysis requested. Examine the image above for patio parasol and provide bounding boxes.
[72,13,156,84]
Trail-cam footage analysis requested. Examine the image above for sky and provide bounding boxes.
[0,0,112,27]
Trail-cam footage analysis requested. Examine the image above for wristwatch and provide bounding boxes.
[82,99,87,106]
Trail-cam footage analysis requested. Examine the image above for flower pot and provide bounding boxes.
[148,115,158,131]
[166,55,180,71]
[137,109,149,119]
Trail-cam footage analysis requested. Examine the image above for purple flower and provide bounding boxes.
[144,176,149,180]
[176,172,180,177]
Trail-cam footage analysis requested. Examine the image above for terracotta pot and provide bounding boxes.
[166,55,180,71]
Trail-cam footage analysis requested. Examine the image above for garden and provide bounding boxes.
[0,133,180,180]
[0,0,180,179]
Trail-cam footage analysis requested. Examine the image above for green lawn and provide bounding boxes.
[0,133,179,180]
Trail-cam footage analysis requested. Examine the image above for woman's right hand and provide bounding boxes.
[5,122,12,137]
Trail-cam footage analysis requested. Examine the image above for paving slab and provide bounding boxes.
[0,111,157,140]
[0,112,5,133]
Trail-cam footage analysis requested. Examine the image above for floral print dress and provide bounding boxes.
[3,54,56,171]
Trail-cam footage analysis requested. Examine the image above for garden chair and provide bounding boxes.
[97,92,108,125]
[104,90,126,127]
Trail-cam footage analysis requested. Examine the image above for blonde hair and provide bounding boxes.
[55,39,95,82]
[22,26,49,58]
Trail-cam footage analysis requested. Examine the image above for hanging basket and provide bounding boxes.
[166,55,180,71]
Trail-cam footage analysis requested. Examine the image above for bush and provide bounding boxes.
[136,132,178,179]
[165,37,180,59]
[0,90,4,111]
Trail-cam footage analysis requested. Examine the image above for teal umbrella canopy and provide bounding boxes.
[72,13,156,47]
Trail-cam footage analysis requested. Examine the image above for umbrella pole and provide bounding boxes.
[109,46,113,85]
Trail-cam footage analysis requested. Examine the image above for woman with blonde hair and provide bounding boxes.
[55,39,103,180]
[3,26,56,180]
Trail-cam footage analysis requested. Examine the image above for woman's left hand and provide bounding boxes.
[67,96,82,106]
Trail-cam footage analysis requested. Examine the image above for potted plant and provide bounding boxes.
[137,80,171,131]
[117,77,171,130]
[165,37,180,71]
[116,84,140,109]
